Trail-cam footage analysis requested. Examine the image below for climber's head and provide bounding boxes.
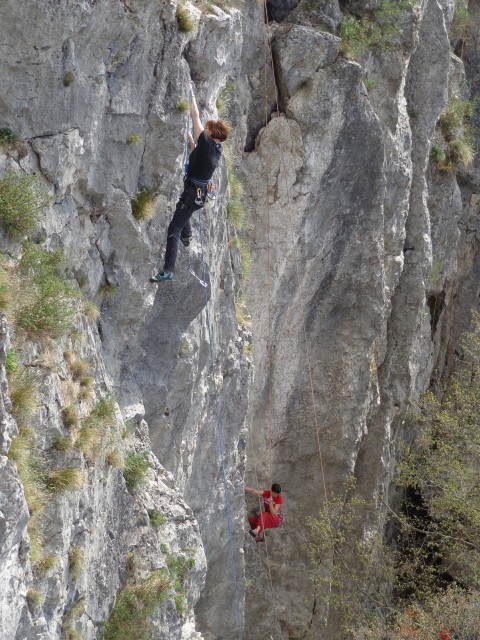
[271,483,281,496]
[205,119,230,142]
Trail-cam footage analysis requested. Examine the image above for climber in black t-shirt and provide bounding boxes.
[151,87,230,282]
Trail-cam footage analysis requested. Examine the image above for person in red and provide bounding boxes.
[245,483,283,542]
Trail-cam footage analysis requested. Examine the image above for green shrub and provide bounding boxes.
[90,394,116,425]
[123,451,150,491]
[434,98,476,171]
[449,0,471,40]
[78,378,94,401]
[431,139,475,172]
[395,317,480,593]
[17,244,80,338]
[82,300,100,319]
[0,267,15,316]
[228,173,244,200]
[176,3,195,32]
[121,421,135,440]
[431,144,445,163]
[26,588,43,609]
[5,350,18,375]
[339,0,413,59]
[126,133,143,145]
[8,367,39,422]
[7,423,69,575]
[52,437,72,451]
[177,98,190,112]
[365,78,380,92]
[65,354,90,381]
[34,554,56,573]
[0,173,48,238]
[131,190,156,221]
[216,93,227,114]
[306,314,480,638]
[44,467,83,492]
[305,476,395,636]
[160,543,168,554]
[226,199,246,230]
[339,15,375,58]
[79,375,94,389]
[446,138,474,168]
[0,128,22,150]
[63,72,75,87]
[76,397,115,459]
[106,449,124,467]
[439,97,476,138]
[62,405,79,429]
[101,570,171,640]
[76,421,102,458]
[8,425,50,570]
[62,596,85,628]
[166,555,190,614]
[148,509,167,528]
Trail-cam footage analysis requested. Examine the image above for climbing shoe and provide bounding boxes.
[180,236,191,247]
[150,271,173,282]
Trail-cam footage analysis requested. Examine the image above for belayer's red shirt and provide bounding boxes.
[262,490,282,512]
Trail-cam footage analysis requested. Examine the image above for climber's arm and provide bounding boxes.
[191,89,204,139]
[245,486,264,496]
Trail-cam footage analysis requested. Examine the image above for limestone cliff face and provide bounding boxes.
[242,0,480,637]
[0,0,479,639]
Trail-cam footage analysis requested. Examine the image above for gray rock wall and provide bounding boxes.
[241,0,480,637]
[1,0,480,639]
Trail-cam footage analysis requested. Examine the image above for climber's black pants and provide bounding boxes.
[163,181,205,272]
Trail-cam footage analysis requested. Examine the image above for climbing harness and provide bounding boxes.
[185,176,215,205]
[185,177,209,206]
[198,208,244,640]
[188,265,207,288]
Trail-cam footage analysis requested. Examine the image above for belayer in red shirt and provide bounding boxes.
[245,483,283,542]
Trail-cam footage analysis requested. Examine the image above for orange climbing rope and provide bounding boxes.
[260,6,365,630]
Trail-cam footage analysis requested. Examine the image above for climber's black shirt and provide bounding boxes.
[187,130,222,181]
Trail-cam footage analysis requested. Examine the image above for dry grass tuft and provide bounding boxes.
[131,190,157,221]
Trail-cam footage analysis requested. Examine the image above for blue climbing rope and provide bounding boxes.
[198,208,244,640]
